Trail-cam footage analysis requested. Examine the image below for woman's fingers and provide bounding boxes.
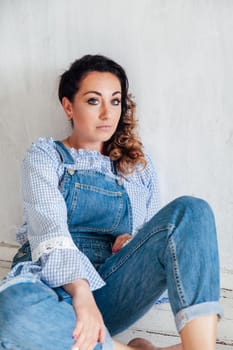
[72,320,82,340]
[98,324,106,344]
[112,233,132,253]
[71,307,105,350]
[71,320,103,350]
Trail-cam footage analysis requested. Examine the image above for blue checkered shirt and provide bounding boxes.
[6,137,160,291]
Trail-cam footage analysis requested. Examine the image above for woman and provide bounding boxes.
[0,55,222,350]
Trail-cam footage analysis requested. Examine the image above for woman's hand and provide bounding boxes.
[112,233,132,253]
[63,279,105,350]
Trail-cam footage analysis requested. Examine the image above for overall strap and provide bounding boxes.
[54,141,75,165]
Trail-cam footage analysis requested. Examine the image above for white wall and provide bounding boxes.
[0,0,233,272]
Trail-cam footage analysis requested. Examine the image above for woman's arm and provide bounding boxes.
[22,138,106,349]
[63,279,105,350]
[21,138,105,290]
[144,152,161,221]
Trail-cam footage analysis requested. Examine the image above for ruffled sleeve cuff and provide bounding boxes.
[39,248,106,291]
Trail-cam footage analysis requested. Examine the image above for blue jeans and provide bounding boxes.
[0,196,223,349]
[94,196,223,334]
[0,276,112,350]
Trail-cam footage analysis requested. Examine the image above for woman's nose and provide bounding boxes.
[99,102,112,120]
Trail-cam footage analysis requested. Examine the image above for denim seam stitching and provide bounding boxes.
[75,183,123,196]
[168,235,187,308]
[59,171,71,196]
[126,193,133,233]
[71,169,117,181]
[102,223,175,280]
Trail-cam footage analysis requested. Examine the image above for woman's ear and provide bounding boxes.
[62,97,73,120]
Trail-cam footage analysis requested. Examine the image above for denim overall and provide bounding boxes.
[54,141,133,267]
[12,141,132,270]
[1,142,223,350]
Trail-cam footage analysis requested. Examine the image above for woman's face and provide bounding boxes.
[62,71,122,152]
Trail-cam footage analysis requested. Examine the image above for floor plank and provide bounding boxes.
[0,260,11,280]
[115,330,232,349]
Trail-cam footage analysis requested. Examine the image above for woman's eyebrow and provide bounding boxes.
[83,91,121,96]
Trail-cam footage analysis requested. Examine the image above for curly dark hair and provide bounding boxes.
[58,54,146,175]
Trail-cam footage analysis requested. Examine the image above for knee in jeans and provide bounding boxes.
[170,196,217,252]
[174,195,215,223]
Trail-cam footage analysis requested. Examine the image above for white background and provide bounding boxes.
[0,0,232,273]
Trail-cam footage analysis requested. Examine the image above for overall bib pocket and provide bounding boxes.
[68,182,124,233]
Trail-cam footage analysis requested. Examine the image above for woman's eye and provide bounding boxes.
[87,98,99,105]
[111,98,121,106]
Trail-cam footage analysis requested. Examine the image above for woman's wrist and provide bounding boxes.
[63,279,90,298]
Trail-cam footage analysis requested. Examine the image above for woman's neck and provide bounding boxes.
[62,136,104,153]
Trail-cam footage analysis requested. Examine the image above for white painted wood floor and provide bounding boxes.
[0,250,232,349]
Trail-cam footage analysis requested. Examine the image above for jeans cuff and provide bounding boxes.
[0,273,42,293]
[175,301,224,332]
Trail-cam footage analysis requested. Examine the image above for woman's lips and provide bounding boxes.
[96,125,112,130]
